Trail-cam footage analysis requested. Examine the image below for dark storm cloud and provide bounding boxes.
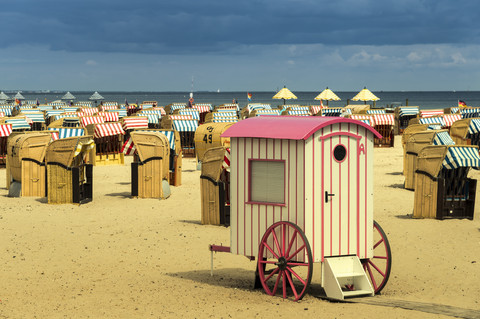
[1,0,478,54]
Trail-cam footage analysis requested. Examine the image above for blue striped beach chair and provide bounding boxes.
[172,119,198,157]
[414,145,480,219]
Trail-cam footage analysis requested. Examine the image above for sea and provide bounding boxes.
[8,90,480,110]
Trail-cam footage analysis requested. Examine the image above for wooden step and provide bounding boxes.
[323,255,374,300]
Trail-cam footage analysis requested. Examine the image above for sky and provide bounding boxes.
[1,0,479,92]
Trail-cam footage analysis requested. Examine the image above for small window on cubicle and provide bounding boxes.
[248,159,285,205]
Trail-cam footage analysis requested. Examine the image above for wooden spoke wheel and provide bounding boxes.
[257,221,313,301]
[362,220,392,294]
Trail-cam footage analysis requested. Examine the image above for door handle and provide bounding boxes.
[325,191,335,203]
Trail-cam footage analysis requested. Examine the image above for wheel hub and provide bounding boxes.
[275,257,287,270]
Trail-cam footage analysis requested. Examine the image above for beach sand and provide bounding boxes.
[1,135,480,318]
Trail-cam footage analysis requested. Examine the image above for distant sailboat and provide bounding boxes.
[217,89,220,93]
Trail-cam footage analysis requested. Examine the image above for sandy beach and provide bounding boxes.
[1,135,480,318]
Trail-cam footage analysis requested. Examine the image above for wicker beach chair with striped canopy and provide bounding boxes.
[86,122,126,165]
[4,117,31,131]
[442,114,462,129]
[450,118,480,148]
[460,107,480,119]
[129,131,171,199]
[46,136,95,204]
[395,106,420,134]
[240,104,271,119]
[0,123,12,165]
[22,111,46,131]
[204,111,238,123]
[372,114,395,147]
[250,109,281,117]
[6,132,52,196]
[414,145,480,219]
[404,130,455,190]
[123,128,182,186]
[319,107,343,117]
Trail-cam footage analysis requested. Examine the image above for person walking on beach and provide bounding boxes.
[188,96,194,108]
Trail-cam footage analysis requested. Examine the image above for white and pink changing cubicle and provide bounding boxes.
[209,116,392,301]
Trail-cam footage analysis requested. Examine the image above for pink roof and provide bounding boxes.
[221,116,382,140]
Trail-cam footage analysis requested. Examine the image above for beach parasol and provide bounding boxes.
[14,92,25,100]
[89,91,104,106]
[61,91,76,101]
[352,87,380,105]
[89,91,104,101]
[0,91,10,101]
[273,86,297,105]
[314,87,341,106]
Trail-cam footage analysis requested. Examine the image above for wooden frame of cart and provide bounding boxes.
[209,116,392,301]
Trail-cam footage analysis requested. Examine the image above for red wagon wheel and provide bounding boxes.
[362,220,392,294]
[257,221,313,301]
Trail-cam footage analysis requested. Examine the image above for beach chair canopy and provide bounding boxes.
[398,106,419,117]
[5,118,31,130]
[23,112,45,123]
[178,109,200,120]
[214,111,237,117]
[169,104,186,113]
[419,117,446,127]
[443,114,462,128]
[57,128,85,139]
[138,113,160,124]
[467,119,480,134]
[212,118,238,123]
[450,119,480,139]
[417,145,480,178]
[194,105,213,113]
[172,119,198,132]
[373,114,395,126]
[0,123,12,137]
[366,109,386,114]
[287,110,310,116]
[122,117,149,130]
[247,104,271,113]
[321,107,343,116]
[81,116,105,127]
[433,131,455,145]
[349,115,373,127]
[0,107,13,116]
[460,107,480,118]
[254,109,280,116]
[110,109,127,118]
[98,112,119,122]
[420,109,444,117]
[216,105,239,112]
[94,123,125,138]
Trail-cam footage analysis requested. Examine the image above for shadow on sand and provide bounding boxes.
[387,183,406,189]
[167,268,255,292]
[105,192,132,198]
[395,214,413,219]
[386,172,404,176]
